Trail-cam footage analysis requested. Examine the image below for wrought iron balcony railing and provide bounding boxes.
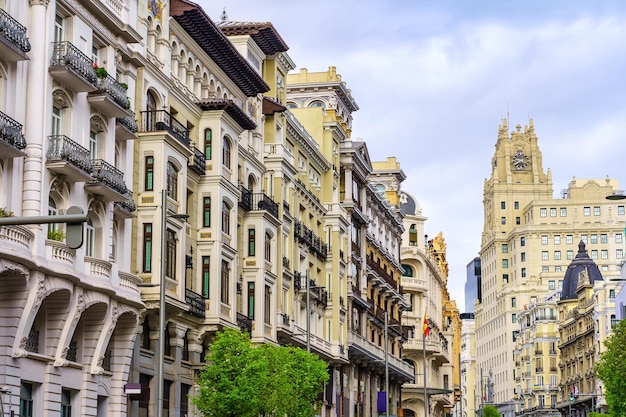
[47,135,93,173]
[185,288,206,318]
[189,146,206,175]
[238,186,279,219]
[114,189,137,213]
[49,41,97,85]
[116,111,138,133]
[139,110,190,147]
[237,312,252,335]
[90,159,127,195]
[0,110,26,150]
[94,73,129,109]
[0,7,31,53]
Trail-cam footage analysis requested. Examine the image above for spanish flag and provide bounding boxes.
[423,313,430,337]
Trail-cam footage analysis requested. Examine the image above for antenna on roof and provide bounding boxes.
[220,7,228,21]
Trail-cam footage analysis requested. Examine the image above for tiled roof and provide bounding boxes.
[216,20,289,55]
[170,0,269,97]
[196,98,256,130]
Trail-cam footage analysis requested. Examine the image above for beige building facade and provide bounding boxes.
[476,118,625,411]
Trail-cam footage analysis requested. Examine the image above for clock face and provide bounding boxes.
[512,150,530,170]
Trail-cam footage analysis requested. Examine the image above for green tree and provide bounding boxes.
[596,318,626,417]
[193,328,329,417]
[483,405,501,417]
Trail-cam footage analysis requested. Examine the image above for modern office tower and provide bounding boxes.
[556,243,620,416]
[476,118,625,408]
[0,1,142,416]
[399,191,456,417]
[465,257,480,313]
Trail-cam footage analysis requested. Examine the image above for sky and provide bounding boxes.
[197,0,626,311]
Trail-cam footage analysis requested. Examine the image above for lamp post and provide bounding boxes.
[156,189,188,417]
[385,311,389,417]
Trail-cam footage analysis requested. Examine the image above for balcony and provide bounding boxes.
[237,312,252,335]
[188,146,206,175]
[88,74,131,117]
[239,187,279,219]
[139,110,190,148]
[114,190,137,219]
[49,41,97,92]
[0,8,31,62]
[0,110,27,157]
[115,111,138,141]
[46,135,93,182]
[85,159,128,201]
[185,288,206,318]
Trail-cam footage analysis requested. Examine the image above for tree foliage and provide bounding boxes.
[193,328,329,417]
[483,405,501,417]
[596,318,626,417]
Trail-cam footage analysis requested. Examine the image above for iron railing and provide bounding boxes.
[49,41,97,85]
[239,187,279,219]
[116,111,138,133]
[47,135,93,173]
[114,189,137,213]
[185,288,206,318]
[93,73,128,109]
[237,312,252,335]
[0,110,26,150]
[189,146,206,175]
[139,110,190,147]
[0,8,31,53]
[90,159,127,195]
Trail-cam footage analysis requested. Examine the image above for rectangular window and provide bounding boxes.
[618,205,625,215]
[601,234,608,244]
[584,207,591,216]
[516,217,521,225]
[548,280,555,290]
[542,266,549,272]
[502,259,509,268]
[554,251,561,260]
[166,229,176,278]
[554,235,561,245]
[540,208,547,218]
[511,297,517,308]
[566,234,573,244]
[221,261,229,304]
[591,250,598,259]
[143,224,152,272]
[180,384,190,417]
[61,389,72,417]
[542,251,549,261]
[166,162,178,200]
[521,252,526,262]
[512,313,517,323]
[20,382,33,417]
[52,106,62,135]
[204,128,212,160]
[541,235,548,245]
[560,207,567,217]
[521,267,526,278]
[514,201,519,210]
[202,257,210,298]
[601,249,608,260]
[609,289,616,299]
[550,208,557,217]
[502,244,508,253]
[222,202,230,234]
[264,233,271,262]
[520,237,526,246]
[581,234,588,244]
[264,285,271,324]
[145,156,154,191]
[617,249,624,259]
[248,228,256,256]
[591,234,598,244]
[202,197,211,227]
[617,233,624,244]
[555,266,562,272]
[501,217,506,225]
[247,282,255,319]
[503,274,509,283]
[594,206,601,216]
[567,250,574,260]
[501,201,506,209]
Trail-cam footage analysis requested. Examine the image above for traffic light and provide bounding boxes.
[569,385,576,401]
[66,206,84,249]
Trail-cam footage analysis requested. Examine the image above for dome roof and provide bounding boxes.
[399,192,419,216]
[560,241,603,301]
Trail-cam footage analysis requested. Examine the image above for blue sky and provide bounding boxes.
[198,0,626,311]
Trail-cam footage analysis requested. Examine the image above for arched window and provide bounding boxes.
[402,264,414,277]
[85,217,95,257]
[264,232,271,262]
[166,161,178,200]
[309,100,325,109]
[222,136,231,169]
[48,196,59,234]
[221,201,231,234]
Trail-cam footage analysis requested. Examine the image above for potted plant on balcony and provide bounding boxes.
[93,63,108,79]
[0,207,14,217]
[47,228,66,242]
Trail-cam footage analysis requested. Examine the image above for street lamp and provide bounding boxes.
[156,189,188,417]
